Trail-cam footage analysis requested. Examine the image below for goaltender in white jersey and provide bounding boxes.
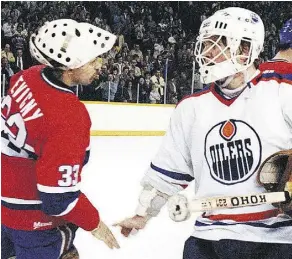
[115,8,292,259]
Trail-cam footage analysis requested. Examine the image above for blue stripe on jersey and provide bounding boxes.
[195,219,292,229]
[150,163,194,182]
[1,200,42,210]
[39,190,80,215]
[83,150,90,166]
[261,72,292,81]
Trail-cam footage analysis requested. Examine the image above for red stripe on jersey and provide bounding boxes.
[1,205,66,230]
[259,61,292,74]
[172,183,188,189]
[203,209,279,222]
[209,84,239,107]
[250,71,264,85]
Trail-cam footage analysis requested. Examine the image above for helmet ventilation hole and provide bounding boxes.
[75,29,81,37]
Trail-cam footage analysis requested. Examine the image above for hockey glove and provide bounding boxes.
[258,149,292,213]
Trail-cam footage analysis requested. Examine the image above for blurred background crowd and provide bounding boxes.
[1,1,291,104]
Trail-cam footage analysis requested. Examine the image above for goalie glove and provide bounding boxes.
[257,149,292,213]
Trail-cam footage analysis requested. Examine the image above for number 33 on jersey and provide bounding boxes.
[1,66,98,231]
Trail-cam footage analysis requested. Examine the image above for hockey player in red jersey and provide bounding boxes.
[115,8,292,259]
[1,19,119,259]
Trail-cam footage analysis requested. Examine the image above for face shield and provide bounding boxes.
[195,33,254,85]
[194,7,264,85]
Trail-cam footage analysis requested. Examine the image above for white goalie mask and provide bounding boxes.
[29,19,117,70]
[195,7,265,84]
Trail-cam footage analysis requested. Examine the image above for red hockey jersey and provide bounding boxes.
[2,65,99,231]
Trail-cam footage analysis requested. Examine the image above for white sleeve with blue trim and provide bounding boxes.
[142,99,195,196]
[279,80,292,132]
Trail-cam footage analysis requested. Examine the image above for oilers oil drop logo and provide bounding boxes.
[205,120,262,185]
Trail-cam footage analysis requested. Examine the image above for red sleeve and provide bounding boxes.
[36,103,99,231]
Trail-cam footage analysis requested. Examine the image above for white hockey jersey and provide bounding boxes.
[143,60,292,243]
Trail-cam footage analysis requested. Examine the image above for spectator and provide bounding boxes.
[11,25,27,52]
[131,59,142,78]
[1,56,15,79]
[113,56,125,75]
[177,71,191,100]
[119,66,130,82]
[114,79,130,102]
[134,20,145,44]
[146,15,156,32]
[10,9,20,24]
[1,2,10,19]
[100,74,118,102]
[129,44,143,61]
[167,77,178,104]
[1,44,15,63]
[150,70,165,103]
[14,49,30,71]
[138,77,151,103]
[1,56,14,96]
[0,1,290,103]
[193,69,203,92]
[2,16,14,44]
[153,55,164,71]
[149,84,161,104]
[108,46,119,60]
[153,38,164,59]
[126,80,135,103]
[99,64,109,82]
[14,18,28,37]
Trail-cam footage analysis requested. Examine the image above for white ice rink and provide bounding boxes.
[75,136,198,259]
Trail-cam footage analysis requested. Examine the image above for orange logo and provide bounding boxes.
[222,120,235,140]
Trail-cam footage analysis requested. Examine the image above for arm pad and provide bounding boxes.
[135,184,169,217]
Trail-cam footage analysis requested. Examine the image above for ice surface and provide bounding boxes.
[75,136,198,259]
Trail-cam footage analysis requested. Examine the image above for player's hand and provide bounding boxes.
[113,215,149,237]
[91,220,120,249]
[167,194,190,222]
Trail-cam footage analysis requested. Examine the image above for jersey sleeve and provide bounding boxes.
[279,75,292,131]
[36,105,98,231]
[142,99,195,195]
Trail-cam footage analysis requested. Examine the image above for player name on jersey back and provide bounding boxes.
[10,75,43,122]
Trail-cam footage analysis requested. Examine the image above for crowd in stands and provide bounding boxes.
[1,1,291,103]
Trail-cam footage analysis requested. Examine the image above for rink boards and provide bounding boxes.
[82,101,175,136]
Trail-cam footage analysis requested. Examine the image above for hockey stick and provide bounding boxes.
[188,191,291,212]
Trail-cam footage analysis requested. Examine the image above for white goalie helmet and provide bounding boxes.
[29,19,117,70]
[194,7,265,84]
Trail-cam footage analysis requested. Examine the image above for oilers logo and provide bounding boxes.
[205,120,262,185]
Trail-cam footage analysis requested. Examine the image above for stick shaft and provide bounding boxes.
[188,192,289,212]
